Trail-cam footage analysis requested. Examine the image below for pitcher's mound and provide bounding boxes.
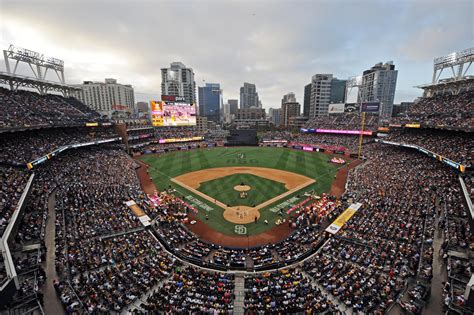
[234,185,251,192]
[223,206,260,224]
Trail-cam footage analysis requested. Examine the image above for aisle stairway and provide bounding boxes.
[233,275,246,315]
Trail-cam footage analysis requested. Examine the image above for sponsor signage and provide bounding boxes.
[316,129,373,135]
[161,95,186,102]
[86,122,99,127]
[303,146,313,151]
[326,203,362,234]
[158,136,204,144]
[26,137,122,169]
[361,102,380,113]
[328,103,345,114]
[377,139,467,173]
[405,123,421,128]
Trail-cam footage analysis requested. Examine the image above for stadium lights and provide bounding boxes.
[433,47,474,69]
[5,44,65,72]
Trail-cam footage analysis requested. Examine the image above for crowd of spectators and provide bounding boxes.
[385,129,472,165]
[244,268,336,313]
[305,113,380,130]
[261,130,374,153]
[0,87,103,129]
[390,90,473,130]
[304,253,404,313]
[69,232,176,312]
[141,267,234,313]
[0,102,471,314]
[0,166,29,237]
[0,126,119,165]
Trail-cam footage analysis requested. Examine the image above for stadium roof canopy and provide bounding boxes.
[415,76,474,97]
[0,71,81,96]
[2,45,81,96]
[416,47,473,97]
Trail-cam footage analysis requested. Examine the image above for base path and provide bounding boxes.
[135,160,158,195]
[134,155,364,248]
[173,167,313,190]
[329,158,363,197]
[171,167,315,224]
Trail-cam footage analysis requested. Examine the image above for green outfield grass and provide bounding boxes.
[197,173,288,207]
[139,147,344,236]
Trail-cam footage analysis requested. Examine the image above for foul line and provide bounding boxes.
[171,177,315,211]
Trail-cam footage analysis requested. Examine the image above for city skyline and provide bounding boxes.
[1,0,472,109]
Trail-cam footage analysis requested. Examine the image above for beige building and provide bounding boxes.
[73,78,134,118]
[236,108,266,120]
[281,102,300,127]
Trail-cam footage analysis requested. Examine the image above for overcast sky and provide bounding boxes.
[1,0,472,108]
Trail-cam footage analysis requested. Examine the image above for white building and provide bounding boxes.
[309,74,332,117]
[358,61,398,118]
[73,78,134,118]
[281,92,296,105]
[268,108,282,126]
[161,62,196,104]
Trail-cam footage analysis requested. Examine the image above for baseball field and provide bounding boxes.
[139,147,345,236]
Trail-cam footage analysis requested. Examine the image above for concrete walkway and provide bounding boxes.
[233,275,245,315]
[423,204,447,315]
[41,191,65,315]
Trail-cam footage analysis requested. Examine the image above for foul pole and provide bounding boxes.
[358,112,366,159]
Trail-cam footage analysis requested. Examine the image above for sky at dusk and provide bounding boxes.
[1,0,473,108]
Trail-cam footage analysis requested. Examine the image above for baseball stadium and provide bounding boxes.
[0,2,473,315]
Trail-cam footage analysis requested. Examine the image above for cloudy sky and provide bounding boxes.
[1,0,472,108]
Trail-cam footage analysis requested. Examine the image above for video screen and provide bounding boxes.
[151,101,196,126]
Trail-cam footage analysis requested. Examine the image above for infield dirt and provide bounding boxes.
[172,167,315,224]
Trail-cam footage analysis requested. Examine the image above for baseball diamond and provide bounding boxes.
[139,147,346,236]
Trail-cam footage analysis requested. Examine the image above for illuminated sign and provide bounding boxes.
[326,203,362,234]
[150,100,196,127]
[161,95,186,102]
[315,129,373,135]
[158,136,204,144]
[405,123,421,128]
[361,102,380,113]
[86,122,99,127]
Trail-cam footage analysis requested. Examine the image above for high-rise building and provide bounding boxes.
[281,92,296,105]
[240,82,259,109]
[228,99,238,115]
[161,62,196,104]
[236,108,266,120]
[358,61,398,117]
[73,78,134,117]
[282,102,301,127]
[198,83,221,122]
[307,74,346,117]
[309,74,332,117]
[330,79,347,104]
[268,108,282,126]
[303,83,311,117]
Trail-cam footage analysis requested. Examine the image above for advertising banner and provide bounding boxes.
[326,203,362,234]
[405,123,421,128]
[328,103,345,114]
[361,102,380,113]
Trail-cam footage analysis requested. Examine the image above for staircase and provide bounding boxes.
[233,275,246,315]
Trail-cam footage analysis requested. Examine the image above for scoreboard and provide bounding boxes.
[151,96,196,127]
